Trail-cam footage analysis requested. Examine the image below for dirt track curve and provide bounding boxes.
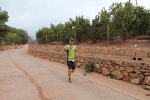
[0,47,150,100]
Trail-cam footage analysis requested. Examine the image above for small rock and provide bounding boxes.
[123,71,128,76]
[146,86,150,90]
[102,67,110,76]
[76,63,81,67]
[139,74,145,79]
[119,67,126,71]
[126,67,133,73]
[130,79,140,84]
[137,63,143,68]
[123,76,130,82]
[134,68,141,74]
[144,76,150,86]
[144,73,150,76]
[122,61,128,66]
[95,64,100,68]
[111,70,123,79]
[115,65,119,69]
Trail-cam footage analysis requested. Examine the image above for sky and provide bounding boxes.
[1,0,150,38]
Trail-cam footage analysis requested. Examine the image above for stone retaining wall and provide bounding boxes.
[28,44,150,63]
[28,44,150,86]
[0,45,21,50]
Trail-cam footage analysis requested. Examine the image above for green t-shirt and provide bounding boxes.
[66,45,77,59]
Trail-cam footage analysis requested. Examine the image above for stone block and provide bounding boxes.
[114,60,122,65]
[107,49,115,55]
[76,63,81,67]
[145,86,150,90]
[105,54,113,58]
[123,76,130,82]
[125,50,135,56]
[94,48,101,54]
[143,58,150,63]
[119,67,126,71]
[102,67,110,76]
[136,51,147,57]
[148,51,150,58]
[111,70,123,79]
[95,64,100,68]
[82,48,89,53]
[77,48,82,52]
[122,56,131,60]
[101,49,108,54]
[144,76,150,86]
[144,73,150,76]
[134,68,141,74]
[112,55,122,59]
[92,54,105,58]
[80,58,84,63]
[126,67,133,73]
[130,79,140,84]
[123,71,128,76]
[115,50,125,55]
[88,48,95,53]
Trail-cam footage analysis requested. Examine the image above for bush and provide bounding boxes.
[109,74,117,79]
[85,61,95,72]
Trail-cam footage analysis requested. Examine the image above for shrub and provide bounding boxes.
[109,74,117,79]
[85,61,95,72]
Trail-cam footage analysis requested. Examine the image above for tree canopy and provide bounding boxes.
[0,8,29,45]
[36,0,150,44]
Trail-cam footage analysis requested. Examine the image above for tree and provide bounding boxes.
[6,33,21,45]
[0,8,9,43]
[61,21,73,44]
[15,29,29,44]
[36,27,55,44]
[70,16,91,42]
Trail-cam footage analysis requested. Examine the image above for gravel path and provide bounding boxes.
[0,47,150,100]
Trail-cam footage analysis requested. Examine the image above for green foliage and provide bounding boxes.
[109,74,117,79]
[143,85,149,90]
[92,1,150,41]
[0,9,9,38]
[15,29,29,44]
[60,22,73,44]
[92,9,110,42]
[5,33,21,45]
[84,61,95,72]
[36,16,92,44]
[70,16,91,42]
[36,27,55,44]
[36,1,150,43]
[0,8,29,45]
[0,10,9,25]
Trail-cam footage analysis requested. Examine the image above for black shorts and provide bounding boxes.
[67,61,75,70]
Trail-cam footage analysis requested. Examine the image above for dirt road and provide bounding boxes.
[0,47,150,100]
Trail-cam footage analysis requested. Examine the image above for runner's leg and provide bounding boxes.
[67,61,72,82]
[72,61,75,73]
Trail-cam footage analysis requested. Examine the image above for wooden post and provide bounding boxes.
[46,35,47,44]
[75,30,76,45]
[57,33,58,44]
[107,24,109,46]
